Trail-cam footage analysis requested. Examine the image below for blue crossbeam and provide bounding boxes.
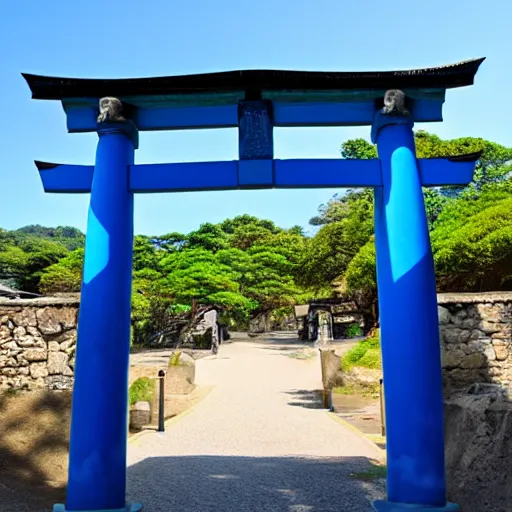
[276,159,382,188]
[35,162,94,193]
[35,157,478,193]
[131,161,239,192]
[64,104,240,132]
[418,156,478,186]
[61,99,445,133]
[272,98,443,127]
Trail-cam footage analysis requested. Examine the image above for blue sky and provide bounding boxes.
[0,0,510,237]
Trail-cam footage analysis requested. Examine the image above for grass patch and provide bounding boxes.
[356,348,381,369]
[333,384,356,395]
[129,377,155,406]
[350,461,387,482]
[333,383,380,398]
[341,330,382,371]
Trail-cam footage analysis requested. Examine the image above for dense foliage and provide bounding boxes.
[128,377,155,406]
[0,227,72,292]
[307,131,512,321]
[1,131,510,338]
[129,216,310,337]
[3,215,311,341]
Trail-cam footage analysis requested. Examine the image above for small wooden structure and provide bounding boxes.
[295,298,365,343]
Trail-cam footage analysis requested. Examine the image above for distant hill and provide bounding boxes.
[15,225,85,251]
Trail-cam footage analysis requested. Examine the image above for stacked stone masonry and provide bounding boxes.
[438,292,512,392]
[0,297,79,391]
[1,292,511,393]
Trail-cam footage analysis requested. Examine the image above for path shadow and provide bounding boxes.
[127,455,385,511]
[260,346,303,352]
[284,389,324,409]
[243,332,310,348]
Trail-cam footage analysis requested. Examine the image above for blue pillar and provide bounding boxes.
[56,120,142,512]
[371,104,458,511]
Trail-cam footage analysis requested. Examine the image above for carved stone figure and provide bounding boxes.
[97,97,126,123]
[382,89,410,117]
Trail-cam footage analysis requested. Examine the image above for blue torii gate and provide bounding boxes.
[23,58,484,512]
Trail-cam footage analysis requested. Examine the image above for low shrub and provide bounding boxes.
[346,323,363,338]
[169,350,182,366]
[129,377,155,406]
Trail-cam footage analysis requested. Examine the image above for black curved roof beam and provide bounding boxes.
[23,58,484,100]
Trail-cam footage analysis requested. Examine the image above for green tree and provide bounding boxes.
[151,232,187,252]
[133,235,159,271]
[0,246,28,286]
[186,223,229,252]
[158,248,253,313]
[303,133,512,326]
[312,132,512,227]
[0,230,70,292]
[340,138,377,160]
[244,247,300,311]
[423,188,448,227]
[220,215,279,235]
[301,190,374,290]
[340,179,512,325]
[220,215,281,250]
[431,182,512,291]
[250,231,306,267]
[343,240,378,329]
[20,246,69,292]
[39,249,84,294]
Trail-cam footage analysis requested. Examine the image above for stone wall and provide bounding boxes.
[0,297,79,391]
[3,291,511,394]
[249,312,298,333]
[438,292,512,392]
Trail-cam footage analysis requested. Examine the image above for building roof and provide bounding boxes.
[294,305,309,318]
[23,59,485,100]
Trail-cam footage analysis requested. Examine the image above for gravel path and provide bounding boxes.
[127,337,385,511]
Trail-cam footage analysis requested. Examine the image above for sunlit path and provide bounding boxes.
[127,335,384,511]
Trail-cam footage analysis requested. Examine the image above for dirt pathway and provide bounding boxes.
[127,336,385,511]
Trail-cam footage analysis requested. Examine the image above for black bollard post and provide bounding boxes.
[379,378,386,437]
[158,369,165,432]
